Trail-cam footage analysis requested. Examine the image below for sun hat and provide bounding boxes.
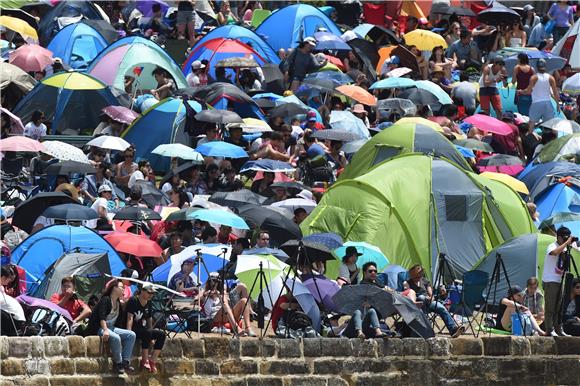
[352,104,367,114]
[343,246,363,258]
[191,60,206,70]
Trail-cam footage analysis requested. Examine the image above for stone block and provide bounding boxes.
[260,339,276,357]
[379,338,403,356]
[228,339,240,357]
[48,376,103,386]
[67,336,86,357]
[324,378,349,386]
[13,376,50,386]
[162,359,195,375]
[84,336,103,357]
[277,339,302,358]
[8,337,31,358]
[24,359,49,376]
[182,339,205,358]
[509,336,531,356]
[29,337,44,358]
[260,360,310,375]
[482,336,511,356]
[552,358,580,384]
[44,337,69,357]
[428,337,451,357]
[162,338,183,357]
[528,336,556,355]
[240,339,260,357]
[351,373,402,386]
[0,337,8,359]
[320,338,352,357]
[450,337,483,356]
[282,376,327,386]
[554,336,580,355]
[245,376,283,386]
[220,359,258,375]
[312,359,343,374]
[203,337,230,357]
[302,338,321,357]
[350,338,378,357]
[75,358,100,374]
[210,379,246,386]
[401,338,428,356]
[49,358,75,375]
[1,358,25,376]
[195,359,220,375]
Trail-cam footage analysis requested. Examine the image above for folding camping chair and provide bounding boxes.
[449,270,489,337]
[150,288,193,339]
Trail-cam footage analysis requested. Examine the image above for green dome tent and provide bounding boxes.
[339,120,471,180]
[537,133,580,163]
[301,154,535,277]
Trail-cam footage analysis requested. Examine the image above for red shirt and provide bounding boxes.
[217,232,238,245]
[363,3,386,26]
[271,295,290,331]
[50,293,88,320]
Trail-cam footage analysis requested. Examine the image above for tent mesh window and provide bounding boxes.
[444,195,467,222]
[372,146,402,166]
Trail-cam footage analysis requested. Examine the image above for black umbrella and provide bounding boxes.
[270,181,311,193]
[42,203,98,221]
[348,38,380,80]
[243,248,289,262]
[312,129,357,142]
[159,161,199,187]
[280,239,335,263]
[392,45,420,74]
[398,88,439,105]
[188,82,255,104]
[164,207,200,222]
[477,2,521,26]
[209,189,266,209]
[269,103,310,119]
[82,20,118,44]
[253,98,277,109]
[261,63,285,95]
[46,161,96,175]
[237,204,301,247]
[113,206,162,221]
[476,154,524,167]
[302,78,338,94]
[195,109,243,125]
[12,192,77,233]
[432,5,476,17]
[134,180,169,208]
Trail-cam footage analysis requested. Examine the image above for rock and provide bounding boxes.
[302,339,321,357]
[350,338,378,357]
[182,339,205,358]
[203,337,230,357]
[8,338,31,358]
[528,336,556,355]
[24,359,49,376]
[83,336,103,357]
[554,336,580,355]
[74,358,100,374]
[482,336,511,356]
[220,359,258,375]
[428,337,451,357]
[401,338,428,356]
[49,358,75,375]
[162,338,183,358]
[1,359,25,376]
[195,359,220,375]
[44,337,69,357]
[162,359,195,375]
[509,336,531,356]
[277,339,302,358]
[260,360,311,375]
[450,337,483,356]
[320,338,352,357]
[67,336,86,357]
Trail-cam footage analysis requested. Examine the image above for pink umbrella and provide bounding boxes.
[0,135,44,152]
[9,44,53,72]
[0,107,25,134]
[102,105,140,125]
[477,165,524,176]
[463,114,513,136]
[386,67,412,78]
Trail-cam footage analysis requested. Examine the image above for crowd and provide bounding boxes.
[1,0,580,377]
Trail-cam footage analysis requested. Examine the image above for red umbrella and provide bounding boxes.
[463,114,513,136]
[102,106,140,125]
[105,232,162,257]
[0,135,43,152]
[9,44,53,72]
[324,54,346,71]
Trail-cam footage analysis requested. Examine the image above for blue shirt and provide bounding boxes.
[446,40,480,62]
[528,23,550,47]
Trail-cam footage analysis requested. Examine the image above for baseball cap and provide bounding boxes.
[142,283,157,293]
[389,55,400,65]
[537,59,547,69]
[303,37,317,47]
[191,60,205,70]
[523,4,534,12]
[98,185,113,194]
[53,57,63,64]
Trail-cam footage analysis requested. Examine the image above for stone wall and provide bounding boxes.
[0,336,579,386]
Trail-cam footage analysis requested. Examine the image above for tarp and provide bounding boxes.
[256,4,342,52]
[47,22,108,69]
[10,225,125,294]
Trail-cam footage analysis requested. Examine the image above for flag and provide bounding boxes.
[133,66,144,76]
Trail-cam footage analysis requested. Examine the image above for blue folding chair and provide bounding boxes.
[450,270,489,337]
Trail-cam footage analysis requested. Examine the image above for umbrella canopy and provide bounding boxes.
[562,73,580,96]
[454,139,494,152]
[152,143,204,162]
[386,67,413,78]
[12,192,77,233]
[335,85,376,106]
[269,103,310,118]
[477,1,521,25]
[280,239,335,263]
[243,248,289,261]
[45,161,96,176]
[41,141,90,164]
[235,254,288,299]
[463,114,513,136]
[130,181,170,208]
[240,159,295,173]
[377,98,417,116]
[334,241,390,271]
[304,71,353,86]
[0,9,38,29]
[0,15,38,41]
[86,135,131,151]
[270,181,310,192]
[9,43,52,72]
[271,198,317,214]
[215,56,259,68]
[370,77,415,90]
[432,5,475,16]
[329,110,371,140]
[42,203,98,221]
[196,141,248,159]
[538,212,580,231]
[504,50,566,74]
[302,277,340,312]
[398,87,439,105]
[113,206,162,221]
[414,80,453,105]
[17,295,71,321]
[0,135,43,152]
[195,109,243,125]
[312,129,357,142]
[210,189,266,208]
[477,154,524,167]
[188,209,249,229]
[237,204,301,247]
[102,105,139,125]
[185,82,255,106]
[540,118,580,134]
[314,31,351,51]
[480,172,529,195]
[235,118,272,133]
[403,29,447,51]
[105,232,163,258]
[0,62,36,102]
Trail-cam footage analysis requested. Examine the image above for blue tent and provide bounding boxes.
[121,98,202,172]
[193,25,280,65]
[519,162,580,199]
[256,4,342,52]
[89,35,176,64]
[10,225,125,294]
[47,23,108,69]
[536,183,580,235]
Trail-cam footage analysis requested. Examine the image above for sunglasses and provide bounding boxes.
[575,286,580,289]
[367,269,377,273]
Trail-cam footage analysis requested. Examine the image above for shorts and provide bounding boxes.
[529,100,555,123]
[177,10,194,25]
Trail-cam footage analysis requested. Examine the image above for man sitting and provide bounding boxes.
[168,258,199,297]
[50,276,92,325]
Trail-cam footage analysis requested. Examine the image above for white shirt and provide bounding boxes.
[186,73,201,88]
[532,73,552,103]
[24,122,47,140]
[128,170,145,189]
[543,242,562,283]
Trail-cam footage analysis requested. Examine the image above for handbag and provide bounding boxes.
[545,20,556,35]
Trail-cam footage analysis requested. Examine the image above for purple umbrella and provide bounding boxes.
[136,0,169,17]
[17,295,73,321]
[303,278,341,312]
[102,105,140,125]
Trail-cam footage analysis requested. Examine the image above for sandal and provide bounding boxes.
[244,329,257,337]
[148,360,158,374]
[140,359,151,372]
[356,330,366,339]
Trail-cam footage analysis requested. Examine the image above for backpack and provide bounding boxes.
[286,310,312,330]
[23,307,71,336]
[301,156,335,187]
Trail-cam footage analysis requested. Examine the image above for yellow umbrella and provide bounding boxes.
[480,172,529,195]
[395,117,444,132]
[403,29,447,51]
[42,72,106,90]
[0,15,38,41]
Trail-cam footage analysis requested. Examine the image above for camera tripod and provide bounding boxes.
[554,245,579,335]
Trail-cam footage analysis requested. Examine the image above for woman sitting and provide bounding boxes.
[563,278,580,336]
[496,286,546,336]
[337,246,361,286]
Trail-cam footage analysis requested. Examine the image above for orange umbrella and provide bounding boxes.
[9,44,53,72]
[377,46,396,73]
[336,85,377,106]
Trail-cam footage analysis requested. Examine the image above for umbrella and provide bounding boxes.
[164,207,200,222]
[0,135,43,152]
[432,5,475,16]
[302,277,341,312]
[237,118,272,133]
[281,239,335,264]
[479,172,529,195]
[105,232,163,258]
[0,9,38,29]
[377,98,416,116]
[8,44,53,72]
[369,77,416,90]
[335,85,376,106]
[17,295,72,321]
[538,212,580,230]
[159,161,199,187]
[334,242,390,271]
[271,198,317,214]
[237,204,301,247]
[0,15,38,41]
[269,103,310,118]
[504,51,566,74]
[45,161,96,176]
[133,180,169,208]
[195,109,243,125]
[414,80,453,105]
[41,141,90,164]
[101,105,139,125]
[312,129,357,142]
[215,56,259,68]
[188,209,249,230]
[463,114,513,136]
[113,206,162,221]
[477,1,521,25]
[398,88,439,105]
[240,159,295,173]
[386,67,413,78]
[12,192,77,233]
[304,233,343,251]
[209,190,266,208]
[304,71,353,86]
[41,203,98,221]
[455,145,476,158]
[235,254,288,299]
[563,73,580,96]
[252,98,276,109]
[270,181,310,193]
[152,143,204,162]
[342,138,369,154]
[403,30,447,51]
[196,141,248,159]
[329,110,371,140]
[313,32,352,51]
[477,154,524,167]
[0,62,37,102]
[540,118,580,134]
[86,135,131,151]
[300,78,337,94]
[454,139,494,153]
[243,248,289,261]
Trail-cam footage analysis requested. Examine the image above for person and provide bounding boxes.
[150,68,175,100]
[24,110,47,141]
[496,286,546,335]
[283,37,327,92]
[293,208,308,225]
[528,16,552,49]
[522,4,540,36]
[250,171,274,198]
[492,112,524,160]
[542,226,578,336]
[186,165,209,196]
[168,257,199,297]
[451,72,477,115]
[429,46,454,80]
[548,1,574,44]
[446,30,481,70]
[176,0,198,46]
[518,59,559,133]
[196,125,219,147]
[115,147,138,194]
[217,166,243,192]
[478,56,508,117]
[162,232,184,263]
[167,188,190,209]
[90,185,113,227]
[563,278,580,336]
[216,0,238,26]
[523,276,544,327]
[217,225,237,245]
[125,283,165,373]
[444,22,461,45]
[1,264,21,297]
[200,226,218,244]
[0,266,26,336]
[337,246,361,286]
[526,202,541,227]
[50,276,92,325]
[406,264,465,338]
[512,53,535,116]
[505,22,527,48]
[86,279,136,374]
[80,162,117,204]
[254,230,270,248]
[128,160,151,190]
[186,60,207,88]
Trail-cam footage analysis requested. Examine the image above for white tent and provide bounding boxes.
[552,18,580,69]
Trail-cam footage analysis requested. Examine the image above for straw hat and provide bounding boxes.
[55,183,78,201]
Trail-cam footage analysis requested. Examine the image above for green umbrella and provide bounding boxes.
[538,212,580,230]
[234,254,289,299]
[455,139,494,153]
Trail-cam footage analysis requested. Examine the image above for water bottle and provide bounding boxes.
[511,313,523,336]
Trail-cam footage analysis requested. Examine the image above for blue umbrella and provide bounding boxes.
[314,32,352,51]
[303,232,343,251]
[304,71,353,85]
[414,80,453,105]
[329,110,370,139]
[370,77,416,90]
[240,159,295,173]
[504,50,566,74]
[455,145,476,158]
[334,241,389,271]
[151,244,228,284]
[196,141,248,159]
[188,209,249,229]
